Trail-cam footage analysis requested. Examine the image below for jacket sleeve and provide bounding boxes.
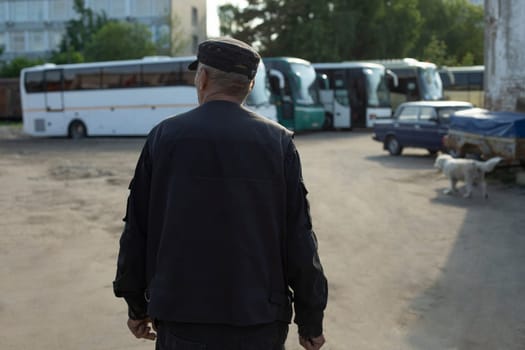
[113,139,152,320]
[284,139,328,338]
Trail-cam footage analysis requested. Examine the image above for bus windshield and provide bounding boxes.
[245,63,271,106]
[418,67,443,100]
[290,63,320,105]
[363,67,391,107]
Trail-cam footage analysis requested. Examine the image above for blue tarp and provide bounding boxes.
[450,108,525,138]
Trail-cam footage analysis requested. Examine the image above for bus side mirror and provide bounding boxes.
[386,69,398,88]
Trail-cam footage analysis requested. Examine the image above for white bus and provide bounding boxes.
[20,57,276,138]
[369,58,444,111]
[439,65,484,107]
[313,62,394,128]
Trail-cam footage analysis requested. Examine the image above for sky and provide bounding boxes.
[207,0,247,37]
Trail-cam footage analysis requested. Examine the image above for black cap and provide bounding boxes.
[188,37,260,80]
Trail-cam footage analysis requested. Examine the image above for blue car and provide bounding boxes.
[373,101,473,156]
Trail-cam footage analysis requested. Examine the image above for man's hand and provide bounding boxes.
[127,317,156,341]
[299,334,326,350]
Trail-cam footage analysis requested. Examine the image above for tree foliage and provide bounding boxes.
[84,21,156,62]
[59,0,109,53]
[0,57,45,78]
[219,0,484,65]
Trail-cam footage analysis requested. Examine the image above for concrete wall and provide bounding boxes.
[171,0,207,56]
[484,0,525,112]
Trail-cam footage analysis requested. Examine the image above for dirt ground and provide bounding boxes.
[1,126,525,350]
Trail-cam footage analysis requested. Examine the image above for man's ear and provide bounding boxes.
[199,68,208,91]
[248,79,255,93]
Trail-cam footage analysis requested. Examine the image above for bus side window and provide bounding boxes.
[469,72,483,90]
[142,62,181,86]
[25,71,45,93]
[143,63,164,86]
[452,73,468,90]
[120,65,140,88]
[76,68,101,90]
[44,70,63,92]
[102,65,140,89]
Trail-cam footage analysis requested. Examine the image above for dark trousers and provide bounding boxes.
[155,321,288,350]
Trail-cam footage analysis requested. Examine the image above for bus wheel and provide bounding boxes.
[69,121,87,139]
[386,136,402,156]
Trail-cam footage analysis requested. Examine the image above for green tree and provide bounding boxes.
[219,0,421,61]
[84,21,156,61]
[60,0,109,53]
[411,0,483,65]
[0,57,45,78]
[422,35,458,66]
[218,3,242,37]
[49,51,85,65]
[219,0,482,65]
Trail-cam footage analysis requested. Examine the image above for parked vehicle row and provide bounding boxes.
[15,55,452,137]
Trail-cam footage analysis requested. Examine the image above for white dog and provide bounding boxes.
[434,154,502,199]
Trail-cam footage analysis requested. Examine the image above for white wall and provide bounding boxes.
[484,0,525,111]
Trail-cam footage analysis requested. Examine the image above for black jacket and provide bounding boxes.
[114,100,327,337]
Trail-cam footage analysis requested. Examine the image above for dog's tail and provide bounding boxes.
[475,157,503,173]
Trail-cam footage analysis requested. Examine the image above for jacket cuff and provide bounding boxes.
[125,294,148,320]
[297,311,323,338]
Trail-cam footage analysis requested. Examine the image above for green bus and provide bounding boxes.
[263,57,326,131]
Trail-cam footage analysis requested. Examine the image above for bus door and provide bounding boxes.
[332,71,351,128]
[348,70,367,128]
[44,69,64,112]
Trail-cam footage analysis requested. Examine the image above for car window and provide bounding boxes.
[397,106,419,121]
[438,107,464,124]
[419,107,436,121]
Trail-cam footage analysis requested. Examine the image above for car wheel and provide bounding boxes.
[69,120,87,139]
[386,136,402,155]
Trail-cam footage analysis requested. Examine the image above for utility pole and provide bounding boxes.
[484,0,525,112]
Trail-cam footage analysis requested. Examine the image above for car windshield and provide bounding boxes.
[290,63,320,105]
[245,63,271,107]
[364,67,391,107]
[418,67,443,100]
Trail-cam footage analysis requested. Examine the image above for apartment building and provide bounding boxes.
[0,0,206,62]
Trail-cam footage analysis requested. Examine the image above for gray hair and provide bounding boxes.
[198,63,253,99]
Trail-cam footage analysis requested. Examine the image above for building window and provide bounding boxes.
[0,32,5,50]
[10,1,29,22]
[192,35,198,53]
[0,0,7,22]
[191,6,198,27]
[110,0,127,18]
[152,0,168,15]
[49,0,70,20]
[27,1,45,21]
[131,0,151,16]
[28,31,46,52]
[10,32,26,52]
